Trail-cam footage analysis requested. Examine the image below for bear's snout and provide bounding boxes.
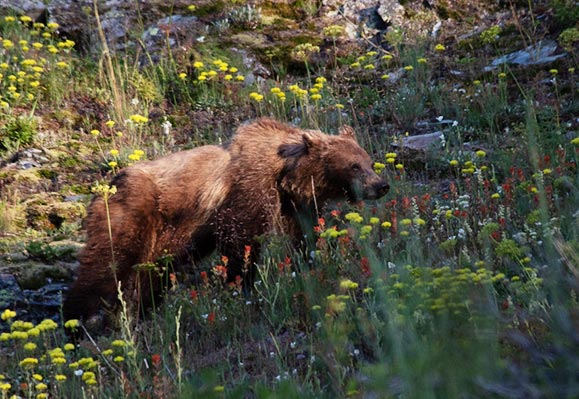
[366,179,389,199]
[375,180,390,198]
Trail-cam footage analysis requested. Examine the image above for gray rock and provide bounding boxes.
[46,0,93,52]
[0,0,46,20]
[0,273,23,309]
[377,0,404,25]
[18,160,40,170]
[485,40,566,71]
[23,282,67,309]
[392,131,444,152]
[0,252,29,263]
[322,0,403,40]
[141,15,203,61]
[230,47,271,83]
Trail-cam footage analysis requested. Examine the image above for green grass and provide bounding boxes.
[0,3,578,399]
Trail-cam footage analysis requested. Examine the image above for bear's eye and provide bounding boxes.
[351,163,361,172]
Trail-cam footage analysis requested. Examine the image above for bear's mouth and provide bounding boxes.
[346,180,390,201]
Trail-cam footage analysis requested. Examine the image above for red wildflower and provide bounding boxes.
[361,257,371,277]
[190,290,198,301]
[213,265,228,281]
[207,312,215,323]
[243,245,252,265]
[151,354,161,368]
[278,256,292,273]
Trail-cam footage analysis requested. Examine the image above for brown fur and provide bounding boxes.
[63,118,388,327]
[63,145,232,324]
[212,118,389,278]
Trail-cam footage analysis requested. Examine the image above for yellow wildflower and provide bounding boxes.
[24,342,37,351]
[340,279,359,290]
[1,309,16,320]
[344,212,363,224]
[19,357,39,369]
[64,319,79,329]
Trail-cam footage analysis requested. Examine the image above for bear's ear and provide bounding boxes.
[278,142,307,158]
[278,132,320,159]
[302,131,319,148]
[339,125,358,142]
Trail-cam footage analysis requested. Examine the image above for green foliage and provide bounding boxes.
[228,4,262,30]
[495,238,523,260]
[25,240,58,263]
[0,115,37,151]
[558,27,579,52]
[480,25,502,45]
[551,0,579,30]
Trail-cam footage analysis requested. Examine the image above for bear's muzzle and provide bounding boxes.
[364,179,390,200]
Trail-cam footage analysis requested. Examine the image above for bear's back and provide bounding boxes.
[131,145,232,219]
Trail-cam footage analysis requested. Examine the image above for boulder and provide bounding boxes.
[0,0,46,20]
[485,40,566,71]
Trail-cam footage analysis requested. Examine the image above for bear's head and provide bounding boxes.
[278,126,389,203]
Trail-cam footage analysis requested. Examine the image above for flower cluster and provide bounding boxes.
[194,59,244,83]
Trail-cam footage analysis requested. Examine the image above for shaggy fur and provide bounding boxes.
[63,118,389,328]
[214,119,390,276]
[63,145,232,325]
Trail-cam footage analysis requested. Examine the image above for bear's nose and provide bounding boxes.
[376,181,389,197]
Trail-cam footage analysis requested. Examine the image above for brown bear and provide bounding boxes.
[63,118,389,328]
